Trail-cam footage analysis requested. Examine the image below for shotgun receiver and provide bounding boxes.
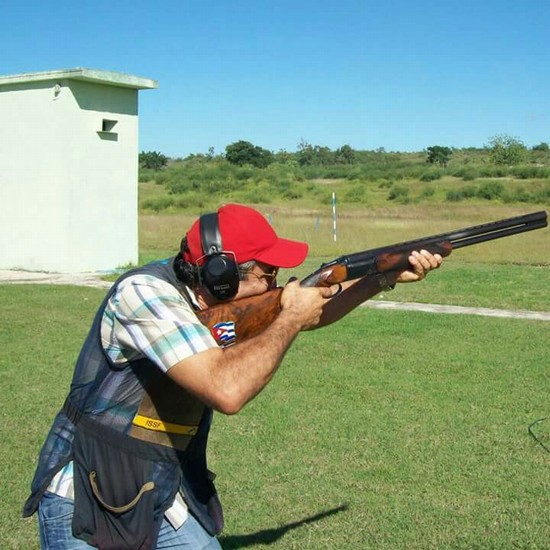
[198,210,547,346]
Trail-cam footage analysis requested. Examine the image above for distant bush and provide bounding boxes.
[420,169,444,182]
[153,171,171,187]
[503,186,533,204]
[487,134,528,166]
[171,192,208,210]
[510,166,550,179]
[334,144,356,164]
[138,168,157,183]
[419,186,435,199]
[476,165,509,178]
[238,183,274,205]
[476,180,505,200]
[164,161,240,196]
[455,167,480,181]
[281,182,304,200]
[445,186,477,202]
[141,195,175,212]
[139,151,169,170]
[317,189,335,205]
[533,184,550,204]
[323,165,358,179]
[446,190,464,202]
[235,166,256,181]
[426,145,452,167]
[344,184,367,203]
[225,140,274,168]
[387,185,410,204]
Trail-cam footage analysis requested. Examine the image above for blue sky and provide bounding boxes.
[3,0,549,157]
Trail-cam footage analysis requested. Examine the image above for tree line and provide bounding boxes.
[137,133,550,213]
[140,135,549,170]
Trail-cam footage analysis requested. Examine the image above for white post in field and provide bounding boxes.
[332,191,337,242]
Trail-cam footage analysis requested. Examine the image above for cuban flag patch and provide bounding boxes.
[212,321,236,347]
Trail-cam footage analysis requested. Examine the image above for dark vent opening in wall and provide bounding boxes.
[102,119,118,132]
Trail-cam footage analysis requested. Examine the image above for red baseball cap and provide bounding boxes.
[184,204,308,268]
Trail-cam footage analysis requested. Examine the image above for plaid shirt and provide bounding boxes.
[101,273,216,371]
[48,273,217,528]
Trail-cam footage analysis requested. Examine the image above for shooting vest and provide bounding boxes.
[23,259,222,548]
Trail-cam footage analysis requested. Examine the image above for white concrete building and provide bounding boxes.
[0,68,158,272]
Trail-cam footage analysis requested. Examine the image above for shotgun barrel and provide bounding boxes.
[301,211,547,286]
[342,210,546,262]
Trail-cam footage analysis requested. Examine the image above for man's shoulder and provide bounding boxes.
[115,271,199,309]
[119,272,175,290]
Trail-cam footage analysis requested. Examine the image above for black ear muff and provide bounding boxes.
[199,212,240,300]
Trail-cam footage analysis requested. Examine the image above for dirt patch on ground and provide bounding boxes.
[0,270,112,288]
[2,270,548,321]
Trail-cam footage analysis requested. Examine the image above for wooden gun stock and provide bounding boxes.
[197,210,547,346]
[197,287,284,345]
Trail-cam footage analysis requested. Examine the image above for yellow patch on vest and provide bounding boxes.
[132,414,199,436]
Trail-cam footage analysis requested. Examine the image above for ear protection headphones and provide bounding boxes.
[198,212,240,300]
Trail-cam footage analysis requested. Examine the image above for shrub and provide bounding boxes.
[459,168,480,181]
[503,186,533,203]
[487,134,528,166]
[533,184,550,204]
[450,166,476,180]
[445,186,477,202]
[318,190,335,205]
[138,168,157,183]
[141,195,175,212]
[387,185,410,203]
[139,151,169,170]
[510,166,550,179]
[420,169,443,182]
[419,186,435,199]
[426,145,452,167]
[238,183,273,204]
[344,184,367,203]
[225,140,274,168]
[172,192,208,210]
[154,171,170,187]
[446,189,465,202]
[477,165,509,178]
[235,166,256,181]
[476,180,504,200]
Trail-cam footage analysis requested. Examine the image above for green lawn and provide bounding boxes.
[1,273,549,548]
[214,310,550,549]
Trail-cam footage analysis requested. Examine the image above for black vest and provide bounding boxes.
[23,259,222,545]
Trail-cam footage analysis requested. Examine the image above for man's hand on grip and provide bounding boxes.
[395,249,443,283]
[280,279,336,330]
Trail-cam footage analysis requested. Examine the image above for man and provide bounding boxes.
[24,204,442,549]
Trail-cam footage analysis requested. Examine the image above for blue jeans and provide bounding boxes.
[38,491,222,549]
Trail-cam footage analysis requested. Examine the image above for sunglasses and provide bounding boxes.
[242,266,279,284]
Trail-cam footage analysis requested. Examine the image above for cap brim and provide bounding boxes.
[254,238,309,268]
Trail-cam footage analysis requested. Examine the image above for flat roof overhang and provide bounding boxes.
[0,68,158,90]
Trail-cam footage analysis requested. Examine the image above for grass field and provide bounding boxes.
[1,202,549,548]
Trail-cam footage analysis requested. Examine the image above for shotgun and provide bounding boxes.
[198,210,547,346]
